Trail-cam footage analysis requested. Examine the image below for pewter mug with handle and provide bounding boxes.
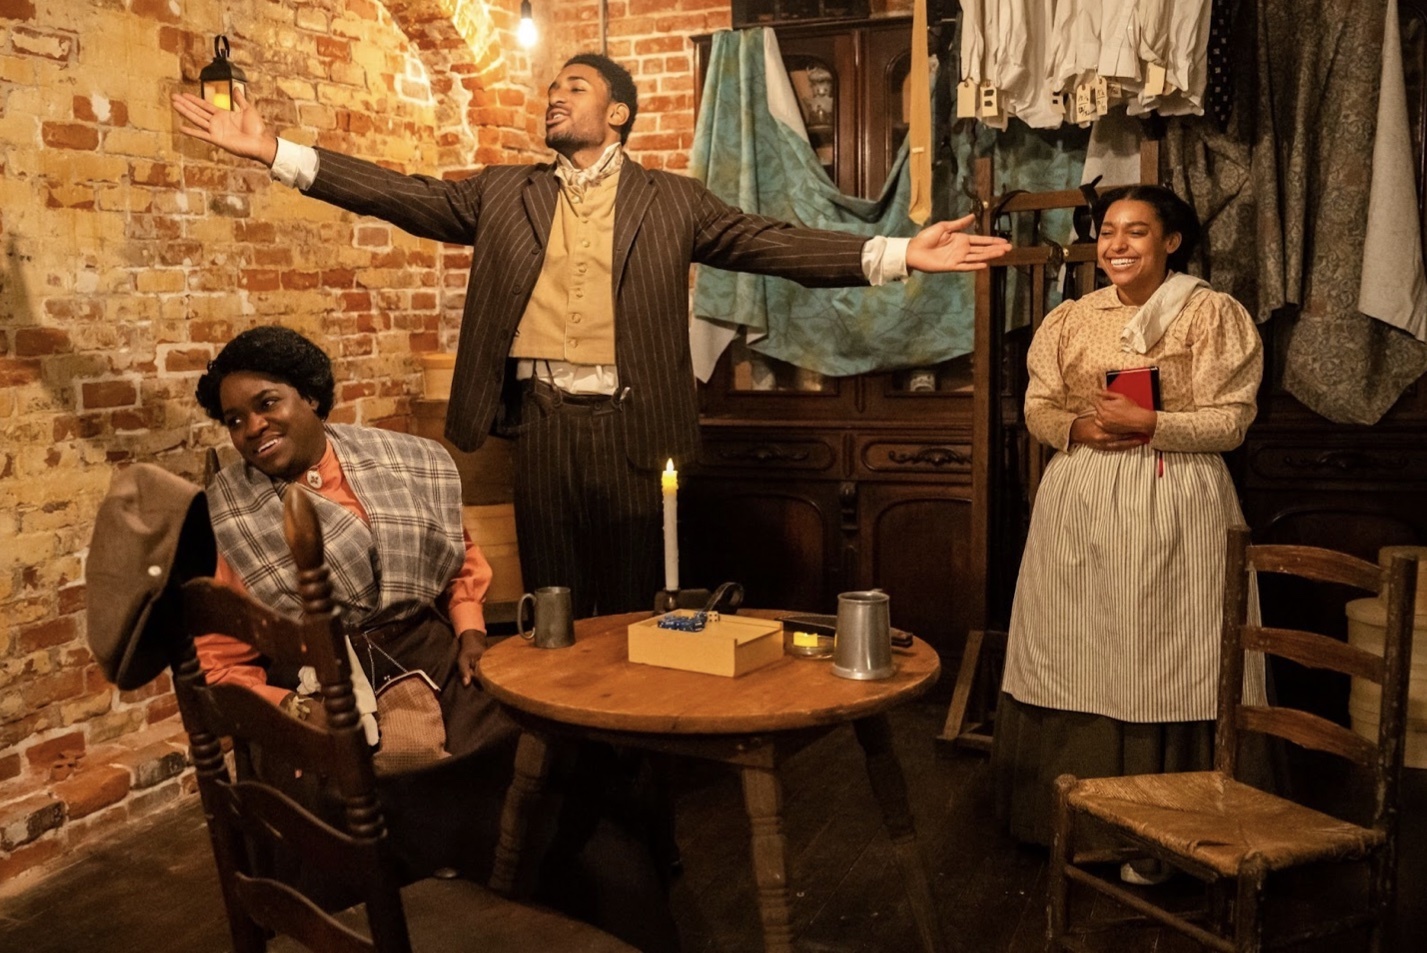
[832,589,894,680]
[517,586,575,649]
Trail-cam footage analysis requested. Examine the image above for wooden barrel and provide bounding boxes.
[1346,596,1427,768]
[1379,545,1427,615]
[410,399,515,506]
[419,352,457,401]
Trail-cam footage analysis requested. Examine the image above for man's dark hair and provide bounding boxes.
[1092,184,1202,274]
[564,53,639,144]
[195,325,336,422]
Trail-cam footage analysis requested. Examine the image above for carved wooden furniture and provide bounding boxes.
[1047,528,1418,953]
[166,487,633,952]
[478,609,945,953]
[732,0,871,30]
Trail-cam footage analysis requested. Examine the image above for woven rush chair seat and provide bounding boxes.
[1066,771,1385,877]
[1048,527,1420,953]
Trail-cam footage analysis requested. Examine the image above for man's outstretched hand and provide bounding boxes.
[905,213,1012,273]
[171,85,279,167]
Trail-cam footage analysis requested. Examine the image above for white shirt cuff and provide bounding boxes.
[271,138,319,191]
[862,236,910,286]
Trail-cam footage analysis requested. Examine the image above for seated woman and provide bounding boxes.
[194,325,516,879]
[992,185,1267,882]
[194,326,679,951]
[195,323,513,753]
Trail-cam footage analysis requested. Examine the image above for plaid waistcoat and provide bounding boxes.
[208,424,465,629]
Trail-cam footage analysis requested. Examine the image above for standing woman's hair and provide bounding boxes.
[195,325,336,421]
[1092,184,1202,274]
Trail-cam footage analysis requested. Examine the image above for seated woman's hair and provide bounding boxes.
[1092,184,1202,274]
[195,325,336,422]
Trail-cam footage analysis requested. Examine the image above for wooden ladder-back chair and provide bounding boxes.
[167,485,635,952]
[1048,526,1419,953]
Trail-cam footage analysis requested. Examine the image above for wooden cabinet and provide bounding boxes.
[695,16,914,201]
[685,17,980,667]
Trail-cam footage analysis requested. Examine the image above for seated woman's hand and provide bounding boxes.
[1092,390,1156,439]
[457,629,487,686]
[1070,413,1145,453]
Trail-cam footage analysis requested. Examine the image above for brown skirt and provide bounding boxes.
[991,692,1218,847]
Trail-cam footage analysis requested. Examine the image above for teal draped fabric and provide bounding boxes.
[690,28,1089,374]
[691,28,974,376]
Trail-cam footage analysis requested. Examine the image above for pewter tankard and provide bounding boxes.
[831,589,894,680]
[517,586,575,649]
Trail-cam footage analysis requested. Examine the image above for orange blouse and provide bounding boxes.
[195,442,492,703]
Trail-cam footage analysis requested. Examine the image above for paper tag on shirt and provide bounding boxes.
[1094,76,1110,116]
[1143,62,1167,98]
[1105,78,1124,101]
[1073,83,1097,124]
[978,81,1002,121]
[957,78,979,118]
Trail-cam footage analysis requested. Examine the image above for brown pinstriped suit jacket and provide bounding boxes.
[306,149,871,469]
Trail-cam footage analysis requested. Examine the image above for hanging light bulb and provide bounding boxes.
[517,0,538,49]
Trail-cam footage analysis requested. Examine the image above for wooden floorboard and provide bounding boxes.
[0,700,1419,952]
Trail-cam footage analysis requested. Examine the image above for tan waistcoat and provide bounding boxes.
[508,172,618,364]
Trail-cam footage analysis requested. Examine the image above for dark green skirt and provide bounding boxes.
[991,692,1218,847]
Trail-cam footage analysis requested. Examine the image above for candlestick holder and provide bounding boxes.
[654,587,709,614]
[653,581,744,616]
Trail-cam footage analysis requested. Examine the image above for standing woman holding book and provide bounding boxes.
[991,185,1266,866]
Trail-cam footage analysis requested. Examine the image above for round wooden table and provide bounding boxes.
[479,610,945,953]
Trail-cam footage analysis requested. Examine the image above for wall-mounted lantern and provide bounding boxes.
[199,35,247,110]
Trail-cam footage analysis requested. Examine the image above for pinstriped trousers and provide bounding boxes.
[511,383,663,619]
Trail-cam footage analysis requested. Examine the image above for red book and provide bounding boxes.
[1104,365,1160,444]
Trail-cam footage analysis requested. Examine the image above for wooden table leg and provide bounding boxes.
[490,730,552,897]
[854,714,950,953]
[741,764,793,953]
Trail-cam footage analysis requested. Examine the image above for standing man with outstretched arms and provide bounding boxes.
[172,52,1010,620]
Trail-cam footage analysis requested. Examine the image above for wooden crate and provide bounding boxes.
[628,612,783,677]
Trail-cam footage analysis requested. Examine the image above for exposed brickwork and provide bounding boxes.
[0,0,918,893]
[0,794,64,851]
[0,0,546,890]
[51,764,130,821]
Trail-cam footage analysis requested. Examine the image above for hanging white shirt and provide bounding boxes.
[1135,0,1212,116]
[1001,0,1067,128]
[1098,0,1142,82]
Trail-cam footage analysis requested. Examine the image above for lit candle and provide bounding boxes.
[662,458,678,592]
[211,92,231,111]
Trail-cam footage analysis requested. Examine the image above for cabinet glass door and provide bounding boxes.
[785,55,840,185]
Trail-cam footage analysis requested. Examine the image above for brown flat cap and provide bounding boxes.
[86,463,216,690]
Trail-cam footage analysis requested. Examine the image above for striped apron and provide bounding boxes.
[1003,442,1265,722]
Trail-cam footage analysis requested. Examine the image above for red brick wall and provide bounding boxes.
[0,0,543,887]
[0,0,919,888]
